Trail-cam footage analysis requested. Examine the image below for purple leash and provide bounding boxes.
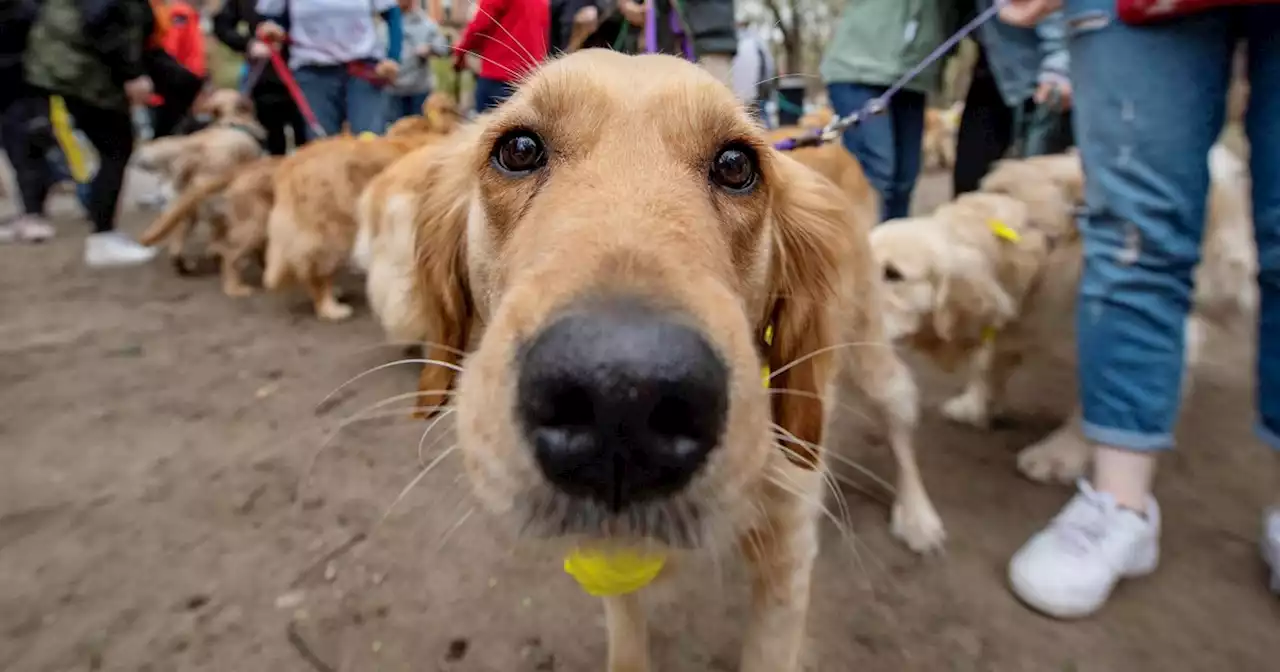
[773,0,1007,151]
[644,0,694,60]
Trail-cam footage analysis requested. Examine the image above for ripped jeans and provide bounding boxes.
[1067,0,1280,450]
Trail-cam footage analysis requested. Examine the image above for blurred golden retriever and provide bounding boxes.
[871,146,1255,483]
[383,49,943,671]
[132,89,266,271]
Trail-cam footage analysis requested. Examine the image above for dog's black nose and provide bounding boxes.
[516,300,729,511]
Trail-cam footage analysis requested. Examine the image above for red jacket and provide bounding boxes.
[454,0,549,83]
[149,1,206,107]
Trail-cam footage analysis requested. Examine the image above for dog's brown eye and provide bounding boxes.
[492,131,546,176]
[883,264,904,282]
[710,144,758,193]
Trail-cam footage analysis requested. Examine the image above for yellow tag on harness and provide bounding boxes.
[358,131,377,141]
[761,323,774,387]
[982,325,998,344]
[987,219,1021,243]
[563,549,667,597]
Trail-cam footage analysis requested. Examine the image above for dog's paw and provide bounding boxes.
[1016,429,1091,484]
[318,301,355,321]
[891,495,946,554]
[941,390,991,429]
[223,283,256,298]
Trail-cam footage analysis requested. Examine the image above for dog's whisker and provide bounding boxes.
[466,0,541,74]
[771,422,896,495]
[376,445,460,529]
[454,46,525,82]
[337,389,452,426]
[417,408,457,466]
[767,386,878,426]
[768,341,890,382]
[436,506,477,554]
[294,407,439,501]
[317,358,465,413]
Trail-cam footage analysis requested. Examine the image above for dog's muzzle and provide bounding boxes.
[515,298,729,512]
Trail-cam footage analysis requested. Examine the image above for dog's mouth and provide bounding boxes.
[511,296,731,547]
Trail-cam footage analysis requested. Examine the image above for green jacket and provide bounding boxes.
[25,0,153,111]
[820,0,962,96]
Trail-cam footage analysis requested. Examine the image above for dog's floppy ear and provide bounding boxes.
[931,252,1016,343]
[411,128,480,418]
[762,154,861,470]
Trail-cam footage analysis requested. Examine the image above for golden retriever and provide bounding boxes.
[390,49,943,671]
[384,91,463,138]
[139,156,283,297]
[262,133,438,320]
[131,89,266,272]
[871,145,1255,483]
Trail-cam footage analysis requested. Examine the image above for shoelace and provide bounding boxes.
[1050,482,1118,557]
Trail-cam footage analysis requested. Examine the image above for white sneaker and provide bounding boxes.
[13,216,55,242]
[84,231,157,268]
[1008,480,1160,619]
[1264,507,1280,595]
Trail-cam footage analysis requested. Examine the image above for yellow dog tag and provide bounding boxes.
[358,131,377,141]
[564,549,667,597]
[987,219,1021,243]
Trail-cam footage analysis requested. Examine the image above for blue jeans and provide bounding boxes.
[293,63,387,138]
[826,83,926,221]
[388,92,429,123]
[473,76,516,113]
[1066,0,1280,451]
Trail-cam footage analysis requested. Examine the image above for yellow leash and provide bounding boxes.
[48,96,90,184]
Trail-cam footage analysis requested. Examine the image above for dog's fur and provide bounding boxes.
[922,102,962,172]
[262,133,437,319]
[140,156,283,297]
[387,50,943,671]
[871,145,1255,483]
[134,89,267,271]
[385,91,464,138]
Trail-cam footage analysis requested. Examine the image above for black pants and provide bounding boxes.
[145,49,204,139]
[952,48,1075,196]
[0,85,56,216]
[255,95,307,156]
[62,97,134,233]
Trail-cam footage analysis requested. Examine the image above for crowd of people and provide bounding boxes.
[0,0,1277,622]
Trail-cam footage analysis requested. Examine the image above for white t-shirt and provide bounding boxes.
[257,0,397,69]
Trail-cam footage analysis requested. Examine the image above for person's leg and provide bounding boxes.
[255,96,290,156]
[827,82,896,222]
[288,103,309,150]
[346,70,387,135]
[63,98,157,266]
[145,50,204,138]
[1243,8,1280,592]
[889,90,926,220]
[473,76,517,113]
[1008,0,1234,619]
[953,49,1016,195]
[292,66,344,138]
[0,91,57,241]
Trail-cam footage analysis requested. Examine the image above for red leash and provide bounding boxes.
[266,47,328,139]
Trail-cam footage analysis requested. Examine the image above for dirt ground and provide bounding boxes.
[3,170,1278,672]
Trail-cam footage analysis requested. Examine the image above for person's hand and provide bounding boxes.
[999,0,1062,26]
[416,44,432,60]
[124,75,154,106]
[247,39,272,60]
[374,59,400,80]
[619,0,645,27]
[256,21,285,43]
[1035,76,1073,110]
[574,5,599,29]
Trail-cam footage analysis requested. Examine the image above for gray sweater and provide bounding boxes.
[386,11,448,96]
